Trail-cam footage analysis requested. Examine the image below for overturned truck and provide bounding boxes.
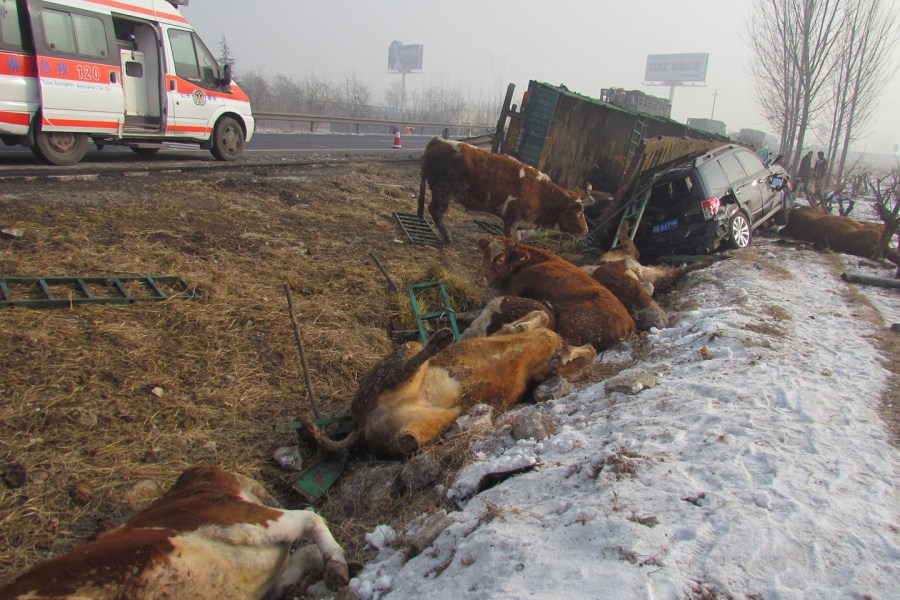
[491,81,731,251]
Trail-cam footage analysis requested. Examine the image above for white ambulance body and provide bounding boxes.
[0,0,254,165]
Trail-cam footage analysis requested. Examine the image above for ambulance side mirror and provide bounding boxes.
[222,64,233,85]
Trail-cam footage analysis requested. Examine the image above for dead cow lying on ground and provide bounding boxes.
[579,225,713,330]
[302,312,596,458]
[780,205,900,265]
[418,137,600,244]
[1,467,349,600]
[474,236,636,350]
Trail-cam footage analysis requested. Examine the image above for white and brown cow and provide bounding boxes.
[418,137,600,244]
[474,236,637,350]
[1,467,349,600]
[302,312,596,458]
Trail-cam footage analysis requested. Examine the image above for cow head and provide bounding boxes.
[474,236,531,288]
[558,184,606,237]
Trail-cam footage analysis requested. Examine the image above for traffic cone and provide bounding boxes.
[393,129,402,149]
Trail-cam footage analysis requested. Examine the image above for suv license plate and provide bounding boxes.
[652,218,678,234]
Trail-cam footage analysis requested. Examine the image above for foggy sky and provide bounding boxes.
[182,0,900,155]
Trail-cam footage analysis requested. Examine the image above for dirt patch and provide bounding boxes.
[0,161,509,585]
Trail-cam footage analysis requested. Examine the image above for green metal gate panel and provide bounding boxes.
[516,82,560,168]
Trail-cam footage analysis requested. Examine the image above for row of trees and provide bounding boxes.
[750,0,899,183]
[217,38,498,126]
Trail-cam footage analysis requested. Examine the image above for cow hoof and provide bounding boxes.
[427,328,456,351]
[324,558,350,590]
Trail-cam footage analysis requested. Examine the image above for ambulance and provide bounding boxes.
[0,0,254,165]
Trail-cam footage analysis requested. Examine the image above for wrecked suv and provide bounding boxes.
[630,144,791,261]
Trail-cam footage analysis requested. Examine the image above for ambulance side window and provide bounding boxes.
[41,8,108,58]
[42,9,76,53]
[0,0,24,51]
[195,38,220,86]
[72,14,107,57]
[168,28,200,80]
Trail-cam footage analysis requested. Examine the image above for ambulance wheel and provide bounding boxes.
[33,129,88,166]
[210,116,244,161]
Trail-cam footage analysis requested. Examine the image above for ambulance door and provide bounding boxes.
[165,26,222,140]
[26,0,124,134]
[0,0,38,135]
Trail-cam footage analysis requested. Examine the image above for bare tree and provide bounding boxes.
[271,75,302,114]
[867,168,900,261]
[236,72,272,111]
[335,72,371,117]
[826,0,899,182]
[749,0,801,163]
[750,0,844,173]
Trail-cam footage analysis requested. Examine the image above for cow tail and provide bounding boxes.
[298,415,359,453]
[417,170,427,217]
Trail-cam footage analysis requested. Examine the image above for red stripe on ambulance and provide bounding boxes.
[42,117,118,130]
[0,112,32,126]
[84,0,188,24]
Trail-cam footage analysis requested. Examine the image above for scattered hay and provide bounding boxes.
[0,161,494,586]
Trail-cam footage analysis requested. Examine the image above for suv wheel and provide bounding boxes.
[727,210,752,249]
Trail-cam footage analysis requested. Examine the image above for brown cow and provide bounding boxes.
[780,205,900,265]
[581,260,668,330]
[302,312,596,458]
[418,137,597,244]
[1,467,349,600]
[474,236,636,350]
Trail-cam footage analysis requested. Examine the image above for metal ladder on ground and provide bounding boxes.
[408,281,460,344]
[0,275,196,308]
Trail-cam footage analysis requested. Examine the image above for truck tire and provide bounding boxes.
[210,116,244,161]
[32,124,88,166]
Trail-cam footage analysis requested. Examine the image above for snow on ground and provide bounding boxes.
[348,239,899,600]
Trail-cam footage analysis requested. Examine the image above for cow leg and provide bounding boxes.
[494,309,550,335]
[428,188,453,244]
[502,216,522,242]
[266,510,349,590]
[357,329,455,402]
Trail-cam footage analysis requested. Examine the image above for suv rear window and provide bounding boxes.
[718,154,748,184]
[699,160,729,198]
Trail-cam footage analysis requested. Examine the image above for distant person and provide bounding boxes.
[813,151,828,195]
[797,151,813,196]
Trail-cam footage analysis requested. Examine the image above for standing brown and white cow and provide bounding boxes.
[418,137,599,244]
[474,236,637,350]
[1,467,348,600]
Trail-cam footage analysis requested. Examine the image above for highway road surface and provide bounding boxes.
[0,133,435,173]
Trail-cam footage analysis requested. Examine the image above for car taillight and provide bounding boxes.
[701,197,720,220]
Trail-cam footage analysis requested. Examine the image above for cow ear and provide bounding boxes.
[477,236,490,251]
[579,183,597,207]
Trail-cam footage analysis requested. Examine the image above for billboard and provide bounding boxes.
[644,53,709,85]
[388,41,423,72]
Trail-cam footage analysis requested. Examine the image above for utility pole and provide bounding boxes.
[710,90,718,119]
